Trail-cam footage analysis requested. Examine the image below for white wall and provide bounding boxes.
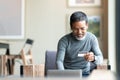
[24,0,66,64]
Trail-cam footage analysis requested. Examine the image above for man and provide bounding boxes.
[56,11,103,77]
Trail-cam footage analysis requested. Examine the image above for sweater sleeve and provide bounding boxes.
[91,37,103,65]
[56,37,67,70]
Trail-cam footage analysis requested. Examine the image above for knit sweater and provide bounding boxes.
[56,32,103,75]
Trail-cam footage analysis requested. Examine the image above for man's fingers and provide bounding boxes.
[84,52,94,61]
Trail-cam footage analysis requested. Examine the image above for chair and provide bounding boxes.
[19,39,34,76]
[45,51,57,76]
[20,38,34,65]
[20,39,45,77]
[0,39,36,76]
[0,43,9,53]
[0,43,12,75]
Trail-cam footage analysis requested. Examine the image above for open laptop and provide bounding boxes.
[47,70,82,78]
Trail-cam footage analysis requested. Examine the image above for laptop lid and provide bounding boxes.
[47,70,82,78]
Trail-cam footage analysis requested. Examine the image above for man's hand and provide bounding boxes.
[84,52,95,62]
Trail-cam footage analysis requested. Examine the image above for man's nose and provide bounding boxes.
[78,29,82,34]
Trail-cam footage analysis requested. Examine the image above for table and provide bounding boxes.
[86,70,116,80]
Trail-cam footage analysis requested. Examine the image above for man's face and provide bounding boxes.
[71,20,88,39]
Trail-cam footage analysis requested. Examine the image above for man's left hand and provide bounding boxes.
[84,52,95,62]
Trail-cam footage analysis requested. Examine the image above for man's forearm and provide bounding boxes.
[56,60,64,70]
[94,55,103,64]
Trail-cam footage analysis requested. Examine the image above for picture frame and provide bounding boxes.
[87,15,102,38]
[87,15,103,51]
[0,0,25,39]
[68,0,101,7]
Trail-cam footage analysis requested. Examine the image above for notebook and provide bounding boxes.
[47,70,82,78]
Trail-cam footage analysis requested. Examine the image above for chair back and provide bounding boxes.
[22,39,34,54]
[0,43,11,75]
[45,51,57,76]
[0,43,10,55]
[21,38,34,65]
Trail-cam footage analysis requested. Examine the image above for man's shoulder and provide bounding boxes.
[85,32,98,41]
[58,33,72,44]
[60,33,72,40]
[86,32,96,39]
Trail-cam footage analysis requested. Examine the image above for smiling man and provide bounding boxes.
[56,11,103,77]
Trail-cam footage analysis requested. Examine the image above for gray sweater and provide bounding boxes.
[56,32,103,74]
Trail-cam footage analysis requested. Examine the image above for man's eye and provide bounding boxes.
[73,28,78,30]
[81,28,85,30]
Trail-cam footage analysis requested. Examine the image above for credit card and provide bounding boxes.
[78,54,85,57]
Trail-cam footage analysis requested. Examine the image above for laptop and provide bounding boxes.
[47,70,82,78]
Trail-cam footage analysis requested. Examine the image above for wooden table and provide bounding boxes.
[86,70,116,80]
